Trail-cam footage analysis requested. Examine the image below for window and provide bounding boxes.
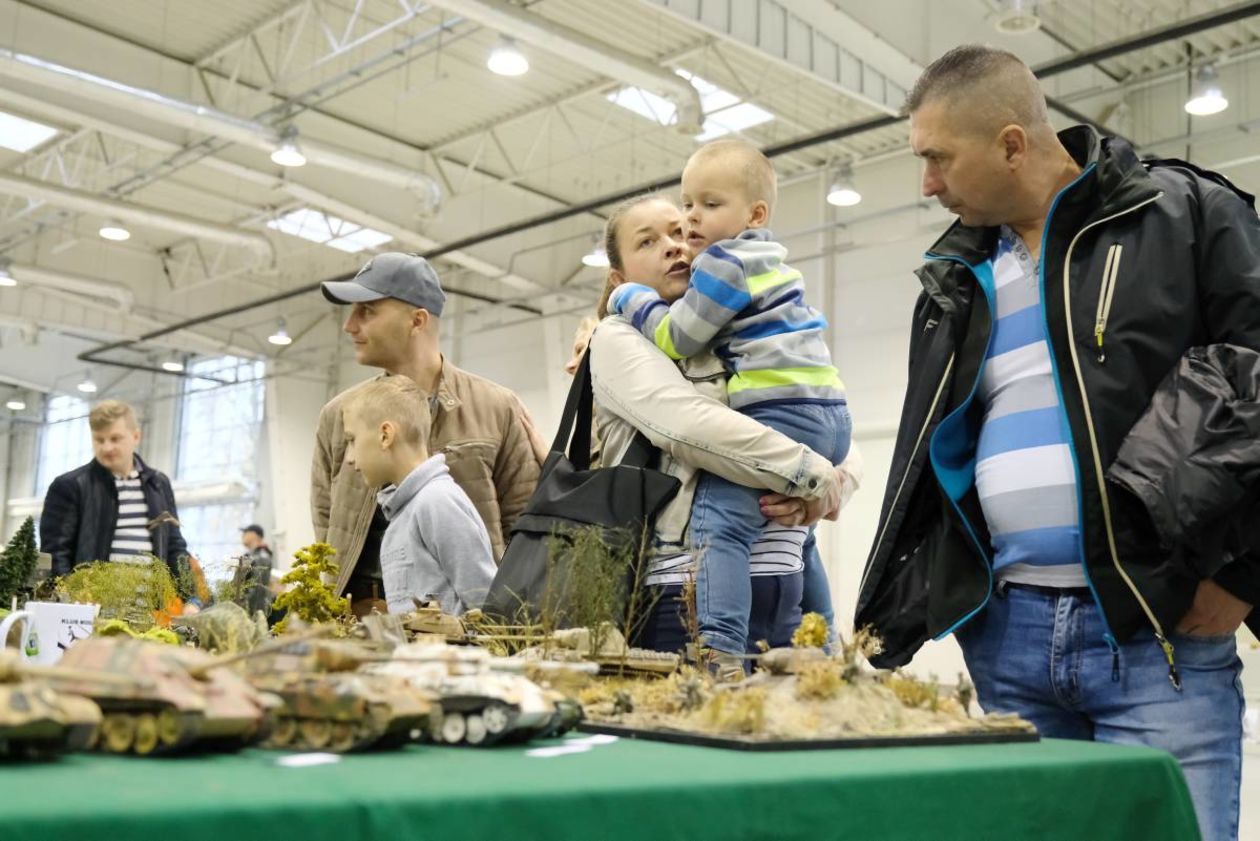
[176,356,266,580]
[607,68,775,141]
[35,395,91,497]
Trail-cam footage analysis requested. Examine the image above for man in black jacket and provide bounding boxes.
[40,400,193,595]
[855,46,1257,841]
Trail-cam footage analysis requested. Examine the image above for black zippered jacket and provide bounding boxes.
[855,126,1260,668]
[1107,343,1260,635]
[40,455,188,579]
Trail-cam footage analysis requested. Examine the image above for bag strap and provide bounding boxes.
[551,350,594,470]
[551,341,662,471]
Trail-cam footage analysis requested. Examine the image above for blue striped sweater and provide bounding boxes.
[608,229,845,410]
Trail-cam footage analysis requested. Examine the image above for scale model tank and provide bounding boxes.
[243,639,431,752]
[0,651,102,759]
[47,637,279,755]
[400,598,467,641]
[366,641,588,747]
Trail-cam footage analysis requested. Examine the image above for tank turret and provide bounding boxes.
[241,637,430,752]
[45,637,279,755]
[365,641,587,746]
[0,651,102,759]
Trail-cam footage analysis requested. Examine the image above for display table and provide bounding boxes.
[0,735,1199,841]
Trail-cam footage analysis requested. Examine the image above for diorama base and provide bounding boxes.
[576,721,1040,752]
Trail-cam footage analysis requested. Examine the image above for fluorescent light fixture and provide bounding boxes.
[1185,64,1228,116]
[608,68,774,140]
[5,399,25,411]
[266,207,393,254]
[76,377,98,394]
[487,36,529,77]
[0,110,58,153]
[268,319,293,347]
[270,127,306,167]
[581,246,610,268]
[0,259,14,287]
[161,360,185,373]
[994,0,1041,34]
[98,221,131,241]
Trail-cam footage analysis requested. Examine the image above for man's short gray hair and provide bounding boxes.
[903,44,1048,131]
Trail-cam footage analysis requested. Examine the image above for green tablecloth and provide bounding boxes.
[0,735,1199,841]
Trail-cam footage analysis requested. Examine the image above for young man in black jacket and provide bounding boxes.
[855,46,1257,841]
[40,400,195,605]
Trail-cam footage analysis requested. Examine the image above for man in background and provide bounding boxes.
[41,400,199,608]
[235,524,274,616]
[312,253,543,616]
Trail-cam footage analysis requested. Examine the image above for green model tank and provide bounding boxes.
[243,639,431,752]
[47,637,279,755]
[0,651,102,759]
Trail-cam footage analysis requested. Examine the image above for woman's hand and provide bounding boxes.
[760,458,859,527]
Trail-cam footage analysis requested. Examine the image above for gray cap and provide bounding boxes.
[321,252,446,316]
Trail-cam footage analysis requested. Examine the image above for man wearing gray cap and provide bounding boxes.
[311,252,544,615]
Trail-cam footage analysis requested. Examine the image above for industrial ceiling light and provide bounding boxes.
[268,319,293,346]
[1184,63,1229,116]
[826,166,862,207]
[161,359,185,373]
[270,126,307,168]
[581,240,610,268]
[98,220,131,241]
[487,36,529,77]
[76,375,98,394]
[0,258,14,287]
[994,0,1041,34]
[5,398,25,411]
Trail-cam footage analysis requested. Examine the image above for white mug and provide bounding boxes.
[0,610,35,658]
[2,602,100,664]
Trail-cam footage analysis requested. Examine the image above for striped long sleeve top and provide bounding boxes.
[608,229,845,410]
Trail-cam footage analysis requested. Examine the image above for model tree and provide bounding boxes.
[272,542,351,633]
[0,517,38,609]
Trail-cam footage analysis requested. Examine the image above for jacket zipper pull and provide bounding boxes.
[1094,327,1106,363]
[1156,634,1182,691]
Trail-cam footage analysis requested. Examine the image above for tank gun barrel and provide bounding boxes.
[186,625,333,677]
[0,651,142,685]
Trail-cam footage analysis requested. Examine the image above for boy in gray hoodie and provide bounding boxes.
[343,377,495,615]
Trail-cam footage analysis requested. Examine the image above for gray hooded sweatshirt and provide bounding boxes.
[377,453,496,615]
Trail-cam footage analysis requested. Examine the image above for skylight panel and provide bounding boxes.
[695,101,776,142]
[607,67,774,141]
[0,111,59,153]
[606,87,677,126]
[267,207,392,254]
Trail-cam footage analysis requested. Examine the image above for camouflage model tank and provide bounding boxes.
[366,641,588,747]
[400,598,467,641]
[243,639,431,752]
[47,637,279,755]
[0,651,102,759]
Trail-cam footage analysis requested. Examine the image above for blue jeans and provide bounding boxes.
[957,583,1244,841]
[634,574,804,656]
[691,401,851,654]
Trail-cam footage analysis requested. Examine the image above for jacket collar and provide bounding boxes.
[432,356,462,412]
[88,453,152,483]
[377,453,449,520]
[923,125,1158,266]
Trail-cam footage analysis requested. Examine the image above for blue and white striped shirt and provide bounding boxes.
[608,229,845,410]
[975,228,1087,588]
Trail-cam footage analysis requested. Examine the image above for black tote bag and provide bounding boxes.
[481,349,681,623]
